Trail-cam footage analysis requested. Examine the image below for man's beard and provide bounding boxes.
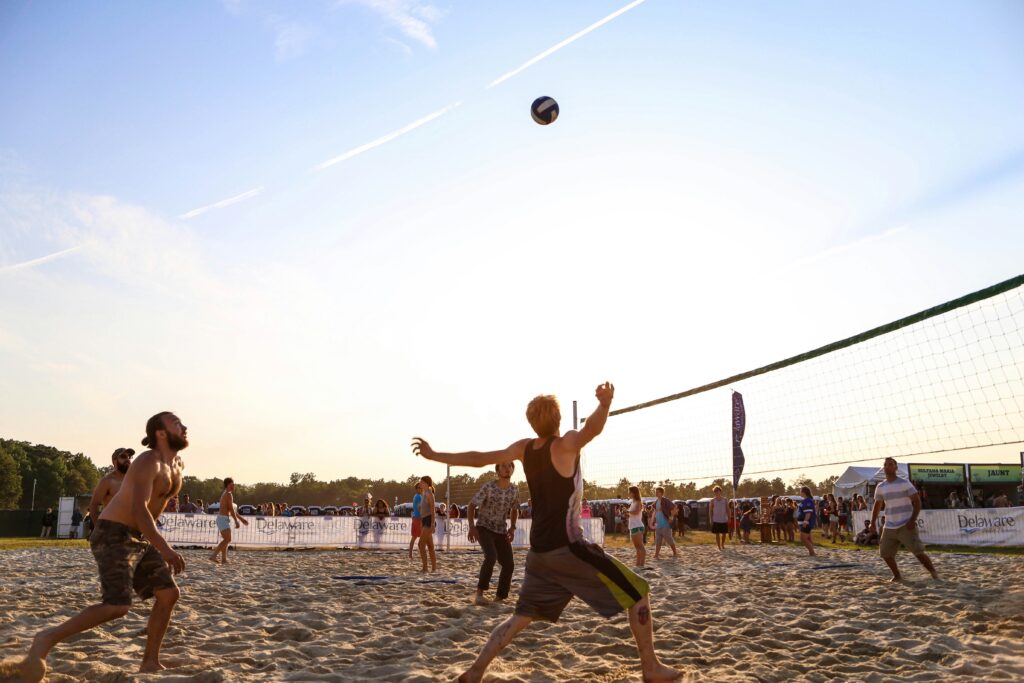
[116,462,130,474]
[167,433,189,451]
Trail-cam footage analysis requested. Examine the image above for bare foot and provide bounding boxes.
[209,554,219,563]
[473,593,490,606]
[15,630,54,682]
[457,667,482,683]
[139,659,166,673]
[14,655,46,683]
[643,662,683,682]
[889,575,903,583]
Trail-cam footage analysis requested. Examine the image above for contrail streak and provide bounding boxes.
[0,245,83,274]
[179,186,264,220]
[487,0,647,88]
[316,101,463,171]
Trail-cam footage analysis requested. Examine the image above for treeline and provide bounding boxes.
[583,474,840,502]
[1,436,842,511]
[0,439,103,509]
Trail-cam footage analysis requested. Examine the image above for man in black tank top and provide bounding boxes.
[412,382,682,683]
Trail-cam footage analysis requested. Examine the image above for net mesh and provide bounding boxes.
[582,276,1024,490]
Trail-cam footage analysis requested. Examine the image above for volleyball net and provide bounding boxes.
[577,273,1024,496]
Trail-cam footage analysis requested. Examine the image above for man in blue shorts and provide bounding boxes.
[798,486,816,556]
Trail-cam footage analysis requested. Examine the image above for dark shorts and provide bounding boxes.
[515,542,649,623]
[90,520,176,606]
[711,522,728,534]
[421,515,434,530]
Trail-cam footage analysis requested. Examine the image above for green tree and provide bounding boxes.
[0,444,23,508]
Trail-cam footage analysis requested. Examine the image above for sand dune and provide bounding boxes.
[1,543,1022,681]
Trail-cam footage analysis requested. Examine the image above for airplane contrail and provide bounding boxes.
[315,101,462,171]
[178,186,264,220]
[487,0,648,88]
[0,245,83,274]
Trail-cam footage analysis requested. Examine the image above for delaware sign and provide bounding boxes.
[852,508,1024,547]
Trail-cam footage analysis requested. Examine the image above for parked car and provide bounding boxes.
[339,506,355,516]
[238,504,258,516]
[288,505,308,516]
[321,506,339,516]
[307,505,323,516]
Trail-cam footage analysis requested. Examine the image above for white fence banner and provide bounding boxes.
[158,513,605,550]
[851,507,1024,547]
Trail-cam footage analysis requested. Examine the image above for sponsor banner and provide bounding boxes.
[908,464,965,484]
[731,391,745,492]
[852,508,1024,547]
[968,464,1022,484]
[158,514,605,550]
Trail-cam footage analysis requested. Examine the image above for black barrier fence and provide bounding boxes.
[0,510,48,537]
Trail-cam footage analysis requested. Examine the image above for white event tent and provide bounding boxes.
[833,463,909,500]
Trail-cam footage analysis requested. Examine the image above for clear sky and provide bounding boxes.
[1,0,1023,488]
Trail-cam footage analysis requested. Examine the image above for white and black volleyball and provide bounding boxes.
[530,96,559,125]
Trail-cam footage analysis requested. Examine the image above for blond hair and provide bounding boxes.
[526,395,560,437]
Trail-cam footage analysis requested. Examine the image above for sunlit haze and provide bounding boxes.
[2,0,1023,488]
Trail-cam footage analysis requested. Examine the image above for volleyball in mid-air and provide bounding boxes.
[531,96,559,125]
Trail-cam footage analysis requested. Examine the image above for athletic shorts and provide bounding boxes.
[90,520,176,606]
[515,542,650,622]
[629,526,644,536]
[879,524,925,559]
[411,517,422,537]
[711,522,728,534]
[216,515,231,532]
[654,527,674,544]
[421,515,434,530]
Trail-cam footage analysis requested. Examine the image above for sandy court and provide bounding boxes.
[1,543,1023,682]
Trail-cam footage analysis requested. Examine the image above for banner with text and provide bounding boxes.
[852,507,1024,547]
[158,514,605,550]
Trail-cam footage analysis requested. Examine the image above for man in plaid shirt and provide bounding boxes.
[468,461,520,606]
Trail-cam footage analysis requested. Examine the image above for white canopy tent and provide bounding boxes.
[833,463,909,500]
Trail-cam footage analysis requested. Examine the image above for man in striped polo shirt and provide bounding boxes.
[869,457,939,582]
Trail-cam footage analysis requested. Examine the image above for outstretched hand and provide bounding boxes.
[412,437,435,461]
[595,381,615,407]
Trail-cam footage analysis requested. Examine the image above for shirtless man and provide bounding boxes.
[16,412,187,681]
[88,447,135,523]
[210,478,248,564]
[413,383,681,683]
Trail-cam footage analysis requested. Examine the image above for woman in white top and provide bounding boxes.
[627,485,646,568]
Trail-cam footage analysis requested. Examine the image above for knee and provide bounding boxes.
[155,586,180,606]
[104,603,131,619]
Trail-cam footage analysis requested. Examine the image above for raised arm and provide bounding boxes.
[412,437,530,468]
[559,382,615,454]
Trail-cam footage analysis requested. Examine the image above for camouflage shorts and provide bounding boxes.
[90,520,176,605]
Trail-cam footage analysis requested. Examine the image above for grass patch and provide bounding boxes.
[0,538,89,550]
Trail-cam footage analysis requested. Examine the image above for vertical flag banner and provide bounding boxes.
[732,391,746,492]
